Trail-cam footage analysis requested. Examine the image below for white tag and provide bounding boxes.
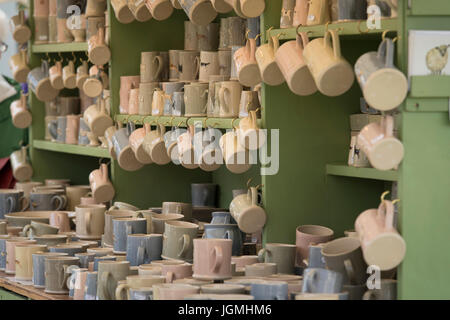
[308,15,315,21]
[39,35,48,40]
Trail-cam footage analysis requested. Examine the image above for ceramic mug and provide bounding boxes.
[89,163,115,203]
[191,183,217,207]
[49,211,71,233]
[75,204,106,240]
[250,280,289,300]
[234,38,261,87]
[84,271,98,299]
[219,130,252,174]
[178,50,200,81]
[62,60,77,89]
[112,123,144,172]
[159,261,193,283]
[184,82,208,117]
[237,0,265,18]
[111,0,135,23]
[161,221,199,263]
[258,243,297,275]
[303,29,354,96]
[0,190,28,219]
[141,51,163,83]
[184,21,198,51]
[295,224,334,266]
[48,116,66,143]
[104,210,136,247]
[199,51,220,82]
[218,80,242,118]
[28,191,66,211]
[49,243,86,256]
[363,279,397,300]
[302,267,344,293]
[256,35,284,86]
[15,244,48,281]
[219,48,233,76]
[162,202,192,221]
[321,237,368,285]
[151,213,184,234]
[229,187,266,234]
[237,110,266,150]
[192,239,232,281]
[275,32,317,96]
[32,252,68,288]
[355,38,408,111]
[357,115,404,171]
[9,50,30,83]
[83,66,107,98]
[197,23,219,51]
[153,283,200,300]
[330,0,367,21]
[177,126,199,170]
[65,114,81,144]
[112,217,147,254]
[355,200,406,271]
[138,82,159,115]
[115,275,165,299]
[88,27,111,66]
[44,256,80,294]
[128,88,140,115]
[10,94,32,129]
[126,234,163,266]
[169,50,182,81]
[245,262,277,277]
[120,75,140,114]
[280,0,295,28]
[306,0,330,26]
[145,0,173,21]
[239,90,260,118]
[10,10,31,44]
[5,239,37,274]
[142,124,171,165]
[292,0,309,26]
[83,98,113,136]
[128,0,152,21]
[129,123,153,164]
[348,134,370,168]
[75,252,96,269]
[180,0,217,26]
[97,260,131,300]
[49,61,64,90]
[35,16,49,44]
[27,61,60,102]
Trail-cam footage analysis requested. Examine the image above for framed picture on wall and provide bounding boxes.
[408,30,450,77]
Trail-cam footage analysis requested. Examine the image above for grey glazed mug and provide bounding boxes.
[302,268,344,294]
[112,217,147,254]
[75,252,96,269]
[250,280,289,300]
[0,189,27,218]
[78,118,91,146]
[126,233,163,266]
[0,235,11,271]
[363,279,397,300]
[210,211,235,225]
[203,223,244,256]
[29,191,66,211]
[44,256,80,294]
[48,116,67,143]
[307,244,326,268]
[191,183,217,207]
[32,252,68,288]
[330,0,367,21]
[129,287,153,300]
[171,91,185,116]
[258,243,297,275]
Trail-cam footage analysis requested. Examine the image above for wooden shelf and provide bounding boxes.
[115,115,262,129]
[33,140,110,158]
[0,271,70,300]
[270,18,398,40]
[410,75,450,98]
[31,42,88,53]
[326,163,398,181]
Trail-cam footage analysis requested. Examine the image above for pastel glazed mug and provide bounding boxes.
[192,239,233,281]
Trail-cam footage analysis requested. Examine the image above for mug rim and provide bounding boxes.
[321,237,361,256]
[164,220,198,228]
[296,225,334,237]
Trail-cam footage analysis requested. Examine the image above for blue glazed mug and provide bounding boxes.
[250,280,289,300]
[112,217,147,254]
[302,268,344,294]
[84,271,98,300]
[203,223,244,256]
[126,233,163,266]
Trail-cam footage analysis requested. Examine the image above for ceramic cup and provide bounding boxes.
[250,280,289,300]
[97,260,131,300]
[229,187,265,234]
[112,217,147,254]
[218,80,242,118]
[89,163,115,203]
[357,115,404,171]
[161,221,198,263]
[204,223,244,256]
[234,38,261,87]
[295,224,334,266]
[115,274,165,299]
[44,256,80,294]
[84,271,98,299]
[32,252,68,288]
[192,239,233,281]
[258,243,297,275]
[28,191,66,211]
[321,237,368,285]
[15,244,48,281]
[65,185,91,211]
[10,147,33,183]
[245,262,277,277]
[256,35,284,86]
[178,50,200,81]
[111,0,135,23]
[151,213,184,234]
[302,267,344,293]
[355,200,406,271]
[103,210,136,247]
[141,51,163,83]
[179,0,217,26]
[145,0,173,21]
[75,204,106,240]
[126,233,163,266]
[49,211,71,233]
[0,189,27,218]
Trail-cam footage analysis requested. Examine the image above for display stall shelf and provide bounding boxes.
[326,163,399,181]
[31,42,88,53]
[405,98,449,112]
[409,76,450,98]
[33,140,111,158]
[409,0,450,16]
[269,18,397,40]
[115,115,262,129]
[0,272,69,300]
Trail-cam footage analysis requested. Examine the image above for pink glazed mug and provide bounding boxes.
[233,37,261,87]
[89,163,115,203]
[355,200,406,271]
[295,225,334,266]
[192,238,233,281]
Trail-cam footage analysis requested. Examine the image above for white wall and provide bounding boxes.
[0,2,18,78]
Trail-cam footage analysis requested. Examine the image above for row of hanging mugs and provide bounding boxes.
[103,112,265,173]
[110,0,266,25]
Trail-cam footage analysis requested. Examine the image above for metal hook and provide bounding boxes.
[231,118,239,129]
[169,116,175,127]
[247,178,253,189]
[296,24,304,36]
[203,117,208,128]
[392,199,400,205]
[246,102,252,112]
[245,29,251,40]
[71,52,76,62]
[176,120,184,128]
[380,191,390,202]
[255,33,261,41]
[324,21,330,33]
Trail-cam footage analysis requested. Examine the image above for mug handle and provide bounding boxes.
[165,271,174,283]
[100,271,111,300]
[378,199,395,230]
[115,283,129,300]
[22,224,34,237]
[67,272,76,293]
[177,234,190,258]
[219,87,230,115]
[377,38,395,68]
[324,29,342,59]
[257,248,266,262]
[306,269,318,293]
[20,196,29,212]
[6,196,15,213]
[85,211,91,235]
[52,195,65,211]
[137,244,146,266]
[194,56,200,79]
[212,246,223,272]
[153,56,163,80]
[343,259,356,285]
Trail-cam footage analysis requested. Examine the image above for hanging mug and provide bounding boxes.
[128,0,152,22]
[9,50,30,83]
[112,122,144,172]
[27,60,60,102]
[145,0,173,21]
[49,61,64,90]
[303,29,354,96]
[111,0,135,23]
[89,163,115,203]
[179,0,217,26]
[63,60,77,89]
[10,147,33,182]
[129,123,153,165]
[234,37,261,87]
[255,35,284,86]
[88,27,111,66]
[10,93,32,129]
[83,98,113,137]
[10,10,31,44]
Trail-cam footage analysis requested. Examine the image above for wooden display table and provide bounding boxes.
[0,271,70,300]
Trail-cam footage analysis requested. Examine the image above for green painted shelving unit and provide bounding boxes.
[24,0,450,299]
[31,42,88,53]
[33,140,110,158]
